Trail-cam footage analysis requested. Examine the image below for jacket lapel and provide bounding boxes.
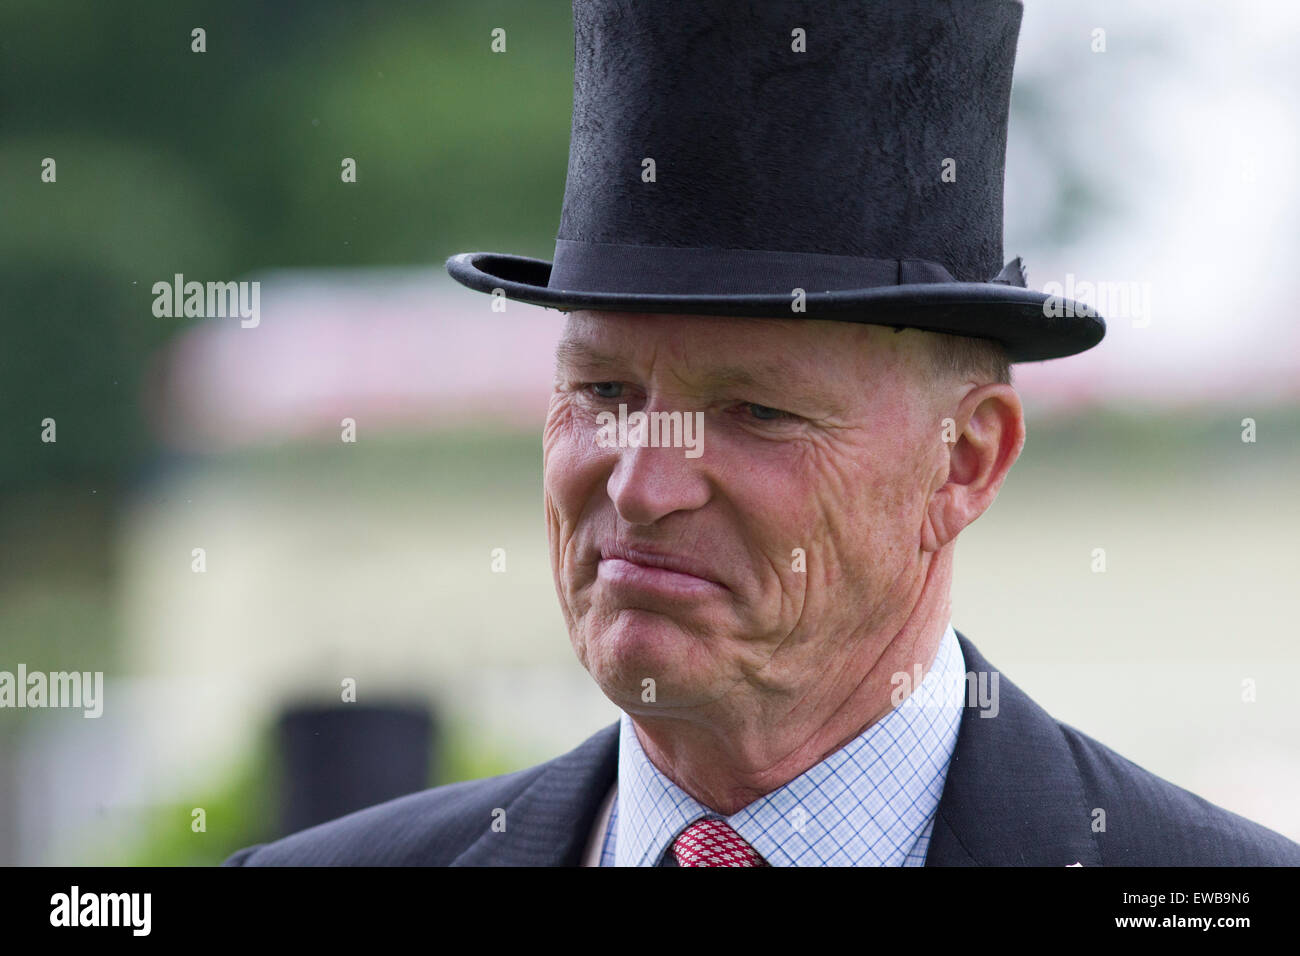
[924,633,1103,866]
[451,721,620,866]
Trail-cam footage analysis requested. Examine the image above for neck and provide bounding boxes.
[631,548,953,814]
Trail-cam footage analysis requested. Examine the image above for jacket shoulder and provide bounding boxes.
[1058,721,1300,866]
[223,761,548,866]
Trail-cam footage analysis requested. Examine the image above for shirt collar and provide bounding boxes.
[612,621,966,866]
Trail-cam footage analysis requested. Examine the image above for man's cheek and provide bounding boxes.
[545,403,610,480]
[738,518,819,631]
[791,485,850,579]
[541,404,574,467]
[544,410,592,497]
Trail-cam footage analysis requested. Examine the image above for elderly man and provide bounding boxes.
[226,0,1299,866]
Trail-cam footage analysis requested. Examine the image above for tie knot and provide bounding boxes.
[672,818,770,867]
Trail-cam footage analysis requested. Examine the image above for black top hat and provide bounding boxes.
[446,0,1104,363]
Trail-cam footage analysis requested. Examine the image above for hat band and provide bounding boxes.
[547,238,963,296]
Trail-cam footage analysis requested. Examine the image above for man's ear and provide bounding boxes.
[921,384,1025,552]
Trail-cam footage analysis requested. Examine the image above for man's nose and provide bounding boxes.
[604,426,710,525]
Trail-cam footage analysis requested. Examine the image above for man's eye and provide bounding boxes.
[587,382,623,399]
[746,403,789,421]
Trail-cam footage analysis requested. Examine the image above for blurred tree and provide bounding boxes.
[0,0,572,491]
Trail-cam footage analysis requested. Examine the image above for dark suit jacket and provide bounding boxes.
[224,633,1300,866]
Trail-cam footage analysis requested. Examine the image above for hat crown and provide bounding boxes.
[556,0,1023,283]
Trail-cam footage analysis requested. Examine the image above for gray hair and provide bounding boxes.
[924,331,1013,386]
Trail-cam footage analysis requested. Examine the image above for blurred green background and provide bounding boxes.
[1,0,1297,865]
[2,0,583,865]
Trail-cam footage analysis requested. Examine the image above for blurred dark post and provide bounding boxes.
[276,702,436,835]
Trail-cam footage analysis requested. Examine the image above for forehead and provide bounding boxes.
[554,310,904,379]
[556,339,815,396]
[553,312,935,416]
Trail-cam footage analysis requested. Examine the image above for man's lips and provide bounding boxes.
[596,545,728,598]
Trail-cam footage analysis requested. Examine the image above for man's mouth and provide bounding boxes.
[596,544,728,599]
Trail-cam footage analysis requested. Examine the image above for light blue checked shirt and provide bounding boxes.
[595,622,966,866]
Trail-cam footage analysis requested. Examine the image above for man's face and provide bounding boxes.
[543,310,953,717]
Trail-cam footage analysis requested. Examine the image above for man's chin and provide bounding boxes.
[577,608,721,707]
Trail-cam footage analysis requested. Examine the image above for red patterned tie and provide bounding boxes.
[672,818,771,867]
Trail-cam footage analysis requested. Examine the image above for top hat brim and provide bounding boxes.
[447,251,1105,364]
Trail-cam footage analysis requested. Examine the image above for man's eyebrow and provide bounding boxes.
[707,361,807,392]
[556,342,807,389]
[553,340,624,370]
[697,361,850,414]
[554,340,839,409]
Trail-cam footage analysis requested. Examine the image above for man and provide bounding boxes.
[226,0,1299,866]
